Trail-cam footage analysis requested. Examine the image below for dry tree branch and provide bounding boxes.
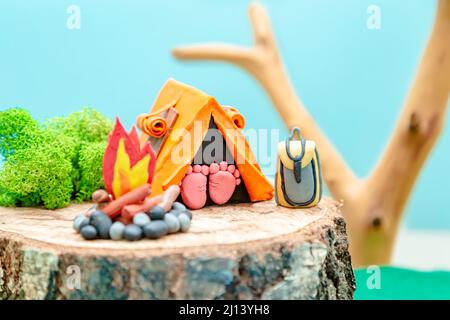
[355,0,450,261]
[172,1,450,266]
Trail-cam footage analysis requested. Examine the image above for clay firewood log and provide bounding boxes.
[121,195,163,220]
[102,184,152,218]
[159,185,181,212]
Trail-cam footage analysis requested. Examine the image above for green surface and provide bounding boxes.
[354,267,450,300]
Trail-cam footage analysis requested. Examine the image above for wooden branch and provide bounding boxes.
[173,44,256,67]
[351,1,450,264]
[364,0,450,224]
[173,3,358,202]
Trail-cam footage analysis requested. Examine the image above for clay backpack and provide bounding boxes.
[275,127,322,208]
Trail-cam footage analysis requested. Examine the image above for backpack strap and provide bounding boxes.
[285,127,306,183]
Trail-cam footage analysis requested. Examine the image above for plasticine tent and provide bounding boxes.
[138,79,274,203]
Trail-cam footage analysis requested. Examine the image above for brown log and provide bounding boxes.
[92,189,111,203]
[121,195,163,220]
[172,1,450,266]
[102,184,152,218]
[159,185,181,212]
[0,198,355,300]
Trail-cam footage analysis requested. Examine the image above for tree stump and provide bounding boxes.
[0,198,355,300]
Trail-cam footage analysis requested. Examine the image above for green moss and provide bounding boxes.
[0,189,16,207]
[0,144,74,209]
[0,107,112,209]
[45,107,113,143]
[77,141,107,202]
[0,108,41,158]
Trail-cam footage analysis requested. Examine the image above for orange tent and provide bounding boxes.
[138,79,274,202]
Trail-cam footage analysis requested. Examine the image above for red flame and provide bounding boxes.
[103,118,156,199]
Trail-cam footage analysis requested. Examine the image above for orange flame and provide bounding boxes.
[103,118,156,199]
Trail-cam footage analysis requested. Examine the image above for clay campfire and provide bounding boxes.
[73,119,192,241]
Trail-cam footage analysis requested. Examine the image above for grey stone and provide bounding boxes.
[149,206,166,220]
[184,210,193,220]
[172,202,186,211]
[109,222,125,240]
[73,215,89,233]
[89,212,112,239]
[133,213,151,227]
[80,225,98,240]
[164,213,180,233]
[178,214,191,232]
[123,224,143,241]
[168,209,182,217]
[143,221,169,239]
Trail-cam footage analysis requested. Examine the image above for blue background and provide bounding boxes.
[1,0,448,230]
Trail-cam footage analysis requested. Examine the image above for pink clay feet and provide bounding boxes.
[181,165,209,210]
[209,161,241,205]
[180,162,241,209]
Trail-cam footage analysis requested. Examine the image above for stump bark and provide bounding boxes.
[0,198,355,300]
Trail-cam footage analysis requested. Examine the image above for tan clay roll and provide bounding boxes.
[224,107,245,129]
[137,114,168,138]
